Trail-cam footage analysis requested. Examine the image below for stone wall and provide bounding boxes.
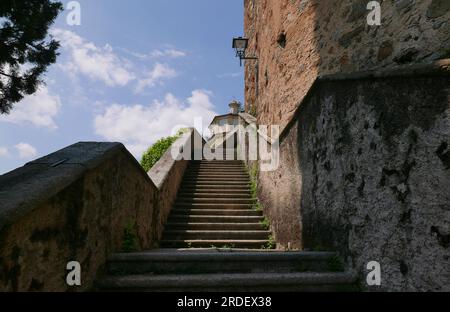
[0,129,198,291]
[244,0,450,130]
[257,61,450,291]
[148,129,204,242]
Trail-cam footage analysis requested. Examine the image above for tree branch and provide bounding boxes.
[0,71,16,79]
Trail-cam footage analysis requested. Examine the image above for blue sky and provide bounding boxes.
[0,0,244,174]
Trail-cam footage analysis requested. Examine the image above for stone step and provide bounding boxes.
[190,161,245,164]
[182,182,250,187]
[186,168,247,172]
[185,172,248,175]
[185,173,247,177]
[180,185,251,191]
[174,203,255,210]
[160,239,270,249]
[187,165,247,169]
[97,272,357,292]
[186,175,248,179]
[164,223,266,231]
[167,215,264,223]
[184,174,249,179]
[191,162,244,165]
[190,162,245,166]
[163,230,271,240]
[183,180,250,185]
[189,163,245,166]
[105,251,337,275]
[188,166,246,170]
[187,169,246,173]
[183,177,250,183]
[183,177,250,182]
[177,193,251,199]
[171,209,262,216]
[181,188,250,193]
[176,198,255,204]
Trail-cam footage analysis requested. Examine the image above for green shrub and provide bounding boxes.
[140,134,180,172]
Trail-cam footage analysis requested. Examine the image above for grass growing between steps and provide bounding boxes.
[122,221,138,253]
[247,162,276,250]
[327,255,345,272]
[260,217,271,230]
[247,162,262,212]
[262,235,276,250]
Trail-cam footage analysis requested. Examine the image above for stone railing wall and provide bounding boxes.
[148,129,204,243]
[0,128,200,291]
[256,60,450,291]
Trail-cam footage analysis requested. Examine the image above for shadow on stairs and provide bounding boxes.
[96,161,358,292]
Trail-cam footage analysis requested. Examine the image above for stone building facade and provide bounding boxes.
[244,0,450,129]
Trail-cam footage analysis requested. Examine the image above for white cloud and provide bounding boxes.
[119,48,186,60]
[218,72,243,78]
[51,29,179,90]
[51,28,135,87]
[0,86,61,129]
[14,143,37,159]
[0,147,9,157]
[150,49,186,58]
[136,63,178,93]
[94,90,218,157]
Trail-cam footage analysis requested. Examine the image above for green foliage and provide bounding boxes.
[0,0,63,113]
[247,163,263,211]
[327,255,345,272]
[221,244,235,249]
[253,201,263,212]
[248,162,259,199]
[247,162,275,249]
[140,134,181,172]
[250,180,257,200]
[122,221,138,253]
[260,217,271,230]
[262,235,276,250]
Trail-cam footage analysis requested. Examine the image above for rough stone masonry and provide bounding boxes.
[244,0,450,129]
[243,0,450,291]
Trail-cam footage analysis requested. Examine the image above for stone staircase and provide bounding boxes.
[161,160,271,249]
[97,250,357,291]
[96,160,358,291]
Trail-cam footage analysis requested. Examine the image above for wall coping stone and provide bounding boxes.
[239,113,257,125]
[281,59,450,140]
[148,128,195,189]
[0,142,155,232]
[318,59,450,82]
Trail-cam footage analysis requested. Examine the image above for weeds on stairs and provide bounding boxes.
[260,217,271,230]
[327,255,345,272]
[221,244,236,249]
[262,235,276,250]
[122,221,138,253]
[248,162,258,200]
[246,162,264,212]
